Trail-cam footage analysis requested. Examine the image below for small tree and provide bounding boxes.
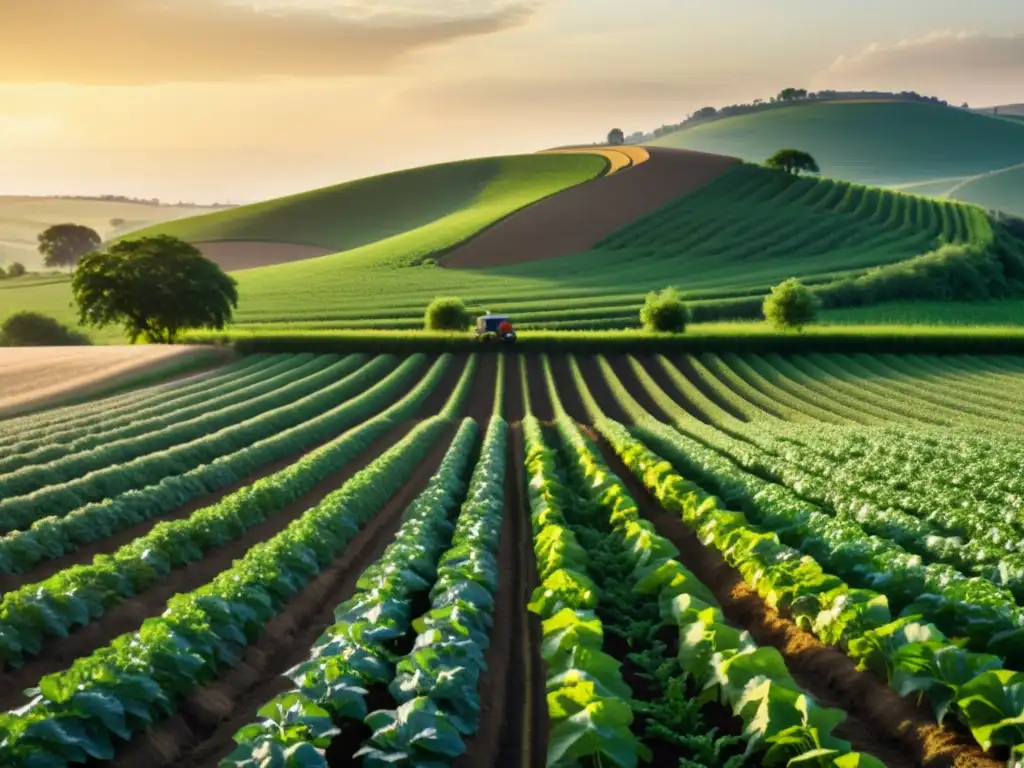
[72,235,238,344]
[7,262,26,278]
[763,278,820,331]
[607,128,625,146]
[0,266,6,280]
[0,311,90,346]
[37,223,102,272]
[765,148,820,175]
[424,296,470,331]
[640,287,690,333]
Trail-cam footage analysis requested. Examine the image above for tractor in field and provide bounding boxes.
[475,314,516,343]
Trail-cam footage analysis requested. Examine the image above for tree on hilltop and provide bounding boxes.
[72,235,237,344]
[37,223,102,272]
[607,128,625,145]
[777,87,809,101]
[765,148,820,176]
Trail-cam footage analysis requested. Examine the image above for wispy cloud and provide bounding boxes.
[0,0,540,84]
[811,30,1024,96]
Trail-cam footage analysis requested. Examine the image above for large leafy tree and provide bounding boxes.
[37,223,102,271]
[72,235,238,343]
[607,128,625,145]
[765,148,820,176]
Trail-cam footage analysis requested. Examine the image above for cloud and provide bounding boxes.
[811,30,1024,95]
[0,0,539,84]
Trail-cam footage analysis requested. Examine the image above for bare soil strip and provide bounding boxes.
[632,354,711,422]
[504,352,525,423]
[604,355,671,423]
[418,353,465,414]
[192,241,334,271]
[0,420,421,710]
[523,355,554,421]
[591,433,1003,768]
[0,346,230,418]
[572,354,630,422]
[668,354,749,422]
[456,423,544,768]
[546,353,587,423]
[441,148,739,268]
[118,425,458,767]
[463,352,499,423]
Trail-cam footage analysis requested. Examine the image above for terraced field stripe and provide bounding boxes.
[0,353,275,445]
[0,354,304,461]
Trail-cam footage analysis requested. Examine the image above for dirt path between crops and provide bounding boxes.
[590,434,1004,768]
[192,241,333,271]
[504,351,525,422]
[631,354,711,422]
[456,423,546,768]
[117,425,457,768]
[0,417,427,710]
[441,148,739,268]
[463,352,499,423]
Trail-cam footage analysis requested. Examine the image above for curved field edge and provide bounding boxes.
[0,346,232,419]
[184,325,1024,355]
[647,100,1024,185]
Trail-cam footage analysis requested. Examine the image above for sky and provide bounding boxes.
[2,0,1024,203]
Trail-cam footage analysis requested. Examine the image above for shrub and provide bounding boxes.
[763,278,820,330]
[0,311,91,346]
[7,262,26,278]
[424,296,470,331]
[640,287,689,333]
[0,266,6,280]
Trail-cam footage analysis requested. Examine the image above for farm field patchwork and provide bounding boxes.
[0,350,1023,767]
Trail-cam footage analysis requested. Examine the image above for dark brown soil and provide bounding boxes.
[441,148,739,268]
[503,352,526,423]
[547,353,588,423]
[591,434,1004,768]
[523,355,554,421]
[572,355,629,422]
[0,420,421,712]
[463,352,499,423]
[192,241,333,271]
[418,353,464,415]
[114,425,458,767]
[455,422,544,768]
[604,355,671,423]
[632,354,711,423]
[669,354,748,422]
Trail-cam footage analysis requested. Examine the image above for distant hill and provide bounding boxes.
[648,100,1024,187]
[0,197,231,270]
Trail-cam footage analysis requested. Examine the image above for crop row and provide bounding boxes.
[0,354,317,473]
[0,353,450,669]
[569,354,1024,760]
[0,354,353,501]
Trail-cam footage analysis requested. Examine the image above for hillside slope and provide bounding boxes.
[649,101,1024,186]
[126,153,608,270]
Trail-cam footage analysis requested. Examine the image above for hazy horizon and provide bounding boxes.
[3,0,1024,204]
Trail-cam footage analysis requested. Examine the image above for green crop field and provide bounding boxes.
[650,100,1024,187]
[948,164,1024,218]
[5,151,1024,340]
[823,299,1024,325]
[0,349,1022,767]
[0,197,226,271]
[126,153,607,250]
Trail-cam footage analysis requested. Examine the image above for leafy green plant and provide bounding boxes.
[424,296,470,331]
[640,287,690,333]
[763,278,820,331]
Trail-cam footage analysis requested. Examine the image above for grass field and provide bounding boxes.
[823,299,1024,325]
[126,153,607,251]
[0,197,226,271]
[0,349,1021,767]
[5,151,1023,339]
[649,100,1024,187]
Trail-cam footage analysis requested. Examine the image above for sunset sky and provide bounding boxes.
[2,0,1024,203]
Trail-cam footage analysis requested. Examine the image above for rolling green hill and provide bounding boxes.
[7,156,1024,340]
[0,197,226,271]
[125,153,607,251]
[649,101,1024,187]
[946,164,1024,218]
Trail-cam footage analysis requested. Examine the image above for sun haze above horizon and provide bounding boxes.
[2,0,1023,203]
